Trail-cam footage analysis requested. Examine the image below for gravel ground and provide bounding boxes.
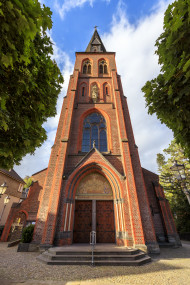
[0,242,190,285]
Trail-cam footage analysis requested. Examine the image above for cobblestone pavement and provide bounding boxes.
[0,241,190,285]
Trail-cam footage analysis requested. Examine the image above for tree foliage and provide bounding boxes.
[142,0,190,158]
[157,140,190,233]
[23,176,33,190]
[0,0,63,169]
[21,224,34,243]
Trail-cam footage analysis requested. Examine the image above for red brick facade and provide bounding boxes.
[1,30,181,252]
[1,169,47,242]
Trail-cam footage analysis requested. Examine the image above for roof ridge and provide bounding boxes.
[0,168,25,184]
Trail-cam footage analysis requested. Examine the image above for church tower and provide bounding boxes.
[32,28,180,253]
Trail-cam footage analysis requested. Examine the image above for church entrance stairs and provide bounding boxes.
[37,244,151,266]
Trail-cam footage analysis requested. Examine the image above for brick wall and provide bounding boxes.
[142,168,167,240]
[0,168,47,242]
[142,168,180,245]
[31,45,180,252]
[32,50,158,251]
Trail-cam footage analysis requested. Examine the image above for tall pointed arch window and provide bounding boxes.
[99,60,108,74]
[83,64,87,74]
[82,60,92,74]
[82,113,107,152]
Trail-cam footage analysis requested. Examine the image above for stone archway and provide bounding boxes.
[73,172,115,243]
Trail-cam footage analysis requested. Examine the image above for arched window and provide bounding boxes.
[87,64,91,74]
[83,64,87,74]
[104,64,108,74]
[99,60,108,74]
[99,64,103,74]
[82,87,85,96]
[82,113,107,152]
[82,60,92,74]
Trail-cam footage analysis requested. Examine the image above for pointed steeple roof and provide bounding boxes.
[85,27,106,52]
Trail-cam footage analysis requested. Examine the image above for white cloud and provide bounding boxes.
[54,0,110,19]
[102,0,173,173]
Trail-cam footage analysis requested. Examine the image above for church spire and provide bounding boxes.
[85,27,106,52]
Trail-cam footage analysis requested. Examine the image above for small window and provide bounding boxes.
[105,87,108,95]
[82,60,92,75]
[82,87,85,96]
[99,65,103,74]
[83,64,87,74]
[18,184,23,192]
[99,60,108,75]
[87,65,91,74]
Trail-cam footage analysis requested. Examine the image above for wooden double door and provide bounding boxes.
[73,200,115,243]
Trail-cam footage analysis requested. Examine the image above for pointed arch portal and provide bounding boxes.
[73,172,115,243]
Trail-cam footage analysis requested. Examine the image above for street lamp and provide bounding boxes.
[0,182,7,198]
[170,160,190,205]
[0,195,10,222]
[4,195,10,205]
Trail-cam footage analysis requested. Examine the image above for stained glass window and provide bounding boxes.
[82,113,107,152]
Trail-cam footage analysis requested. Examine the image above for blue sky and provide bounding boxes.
[48,0,160,57]
[15,0,174,178]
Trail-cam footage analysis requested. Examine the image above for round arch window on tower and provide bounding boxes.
[82,113,107,152]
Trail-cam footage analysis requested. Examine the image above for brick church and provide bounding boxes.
[1,29,181,253]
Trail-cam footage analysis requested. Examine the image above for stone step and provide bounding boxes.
[8,239,21,247]
[37,254,151,266]
[49,248,140,256]
[158,242,176,248]
[47,252,145,261]
[37,248,151,266]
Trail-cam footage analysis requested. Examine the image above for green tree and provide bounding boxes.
[142,0,190,158]
[157,140,190,233]
[23,176,33,190]
[0,0,63,169]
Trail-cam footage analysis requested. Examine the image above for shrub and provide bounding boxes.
[21,224,34,243]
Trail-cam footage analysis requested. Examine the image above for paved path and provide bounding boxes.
[0,241,190,285]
